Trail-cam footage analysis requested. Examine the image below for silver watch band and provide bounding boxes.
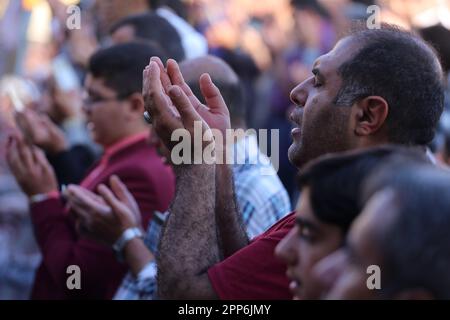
[112,227,143,255]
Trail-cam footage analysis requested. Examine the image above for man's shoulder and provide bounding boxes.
[110,139,158,164]
[100,141,173,186]
[252,211,296,240]
[207,212,295,299]
[108,140,169,174]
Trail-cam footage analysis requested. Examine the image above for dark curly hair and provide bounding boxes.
[334,24,445,146]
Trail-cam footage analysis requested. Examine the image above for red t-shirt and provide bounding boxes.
[207,212,295,300]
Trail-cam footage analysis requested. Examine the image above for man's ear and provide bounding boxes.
[353,96,389,137]
[394,288,435,300]
[125,93,145,119]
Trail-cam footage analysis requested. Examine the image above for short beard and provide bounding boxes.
[289,109,352,169]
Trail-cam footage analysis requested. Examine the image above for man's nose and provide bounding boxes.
[82,103,91,116]
[275,229,298,265]
[290,77,311,107]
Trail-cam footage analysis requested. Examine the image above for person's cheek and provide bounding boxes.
[327,269,366,300]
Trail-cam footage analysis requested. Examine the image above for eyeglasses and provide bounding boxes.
[83,92,133,109]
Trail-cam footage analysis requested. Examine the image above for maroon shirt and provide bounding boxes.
[208,212,295,299]
[30,134,174,299]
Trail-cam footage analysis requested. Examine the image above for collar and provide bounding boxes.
[104,131,149,160]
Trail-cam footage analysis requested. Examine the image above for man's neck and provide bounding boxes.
[103,128,149,150]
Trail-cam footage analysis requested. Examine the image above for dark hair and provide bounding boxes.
[296,146,428,234]
[334,24,445,146]
[110,13,185,61]
[88,42,167,97]
[187,79,246,123]
[148,0,165,9]
[420,24,450,73]
[362,164,450,299]
[290,0,330,19]
[148,0,188,20]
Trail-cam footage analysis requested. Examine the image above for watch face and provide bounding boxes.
[113,228,143,254]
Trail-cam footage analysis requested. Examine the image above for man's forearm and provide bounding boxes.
[215,163,249,258]
[123,238,155,277]
[157,164,219,299]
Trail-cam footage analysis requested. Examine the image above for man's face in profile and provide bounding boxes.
[288,37,361,168]
[315,190,397,300]
[82,74,130,147]
[275,188,344,299]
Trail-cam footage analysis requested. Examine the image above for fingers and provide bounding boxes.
[68,198,97,236]
[167,59,202,108]
[144,61,162,117]
[40,113,57,131]
[168,85,203,130]
[109,175,135,204]
[6,136,25,175]
[199,73,228,114]
[14,111,34,142]
[67,185,109,214]
[32,145,49,168]
[109,175,139,213]
[167,59,186,87]
[15,135,34,172]
[146,61,176,120]
[97,184,129,219]
[150,56,172,94]
[143,61,185,147]
[69,184,105,204]
[68,198,91,219]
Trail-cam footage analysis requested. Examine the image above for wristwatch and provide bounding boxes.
[112,227,144,261]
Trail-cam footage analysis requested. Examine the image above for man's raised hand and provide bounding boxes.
[143,59,212,151]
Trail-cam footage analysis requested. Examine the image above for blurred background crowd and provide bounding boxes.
[0,0,450,299]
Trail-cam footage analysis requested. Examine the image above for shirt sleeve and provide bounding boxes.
[207,213,295,300]
[30,197,124,298]
[113,261,158,300]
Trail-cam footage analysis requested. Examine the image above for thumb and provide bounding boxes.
[199,73,228,115]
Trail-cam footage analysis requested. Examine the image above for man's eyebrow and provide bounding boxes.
[312,68,323,78]
[87,88,101,97]
[296,216,318,231]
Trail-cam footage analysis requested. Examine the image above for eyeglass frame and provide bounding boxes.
[82,91,135,109]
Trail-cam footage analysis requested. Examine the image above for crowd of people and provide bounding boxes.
[1,0,450,300]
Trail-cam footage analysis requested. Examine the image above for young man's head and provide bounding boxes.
[320,163,450,300]
[94,0,149,36]
[109,13,185,62]
[288,24,444,168]
[275,146,428,299]
[180,55,245,128]
[84,42,166,147]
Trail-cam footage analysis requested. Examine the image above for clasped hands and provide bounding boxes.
[63,175,143,246]
[142,57,231,162]
[6,133,140,246]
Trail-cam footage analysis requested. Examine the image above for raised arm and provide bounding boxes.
[164,58,249,257]
[144,59,220,298]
